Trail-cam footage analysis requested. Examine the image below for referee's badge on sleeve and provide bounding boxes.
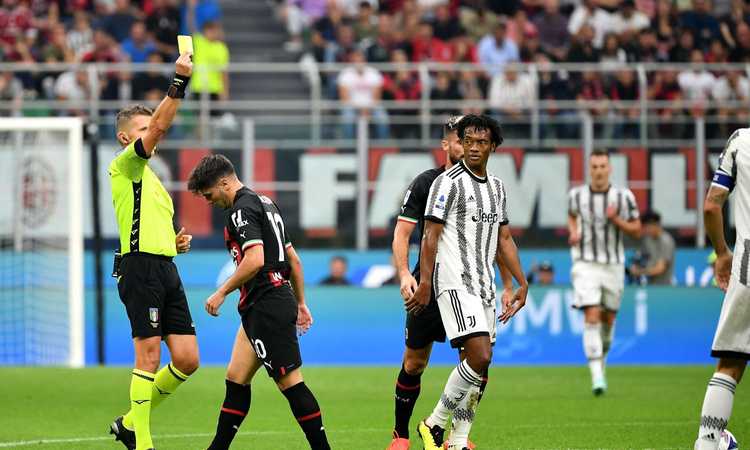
[149,308,160,328]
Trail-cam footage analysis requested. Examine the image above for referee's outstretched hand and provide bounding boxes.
[176,227,192,253]
[175,52,193,77]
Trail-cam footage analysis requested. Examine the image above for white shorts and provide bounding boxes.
[571,261,625,311]
[436,289,496,348]
[712,276,750,359]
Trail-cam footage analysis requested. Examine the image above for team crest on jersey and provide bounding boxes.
[149,308,159,327]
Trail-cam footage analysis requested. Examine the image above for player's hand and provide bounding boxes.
[405,283,431,315]
[205,290,226,317]
[606,205,618,220]
[715,251,733,291]
[175,52,193,77]
[176,227,193,253]
[399,272,418,300]
[500,286,514,310]
[297,303,313,335]
[568,230,580,246]
[499,284,527,324]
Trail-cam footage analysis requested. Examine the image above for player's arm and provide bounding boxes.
[286,244,313,334]
[607,190,641,238]
[393,220,417,299]
[205,245,264,316]
[705,185,732,290]
[405,219,444,314]
[567,189,580,245]
[496,256,514,311]
[497,225,528,324]
[608,214,641,238]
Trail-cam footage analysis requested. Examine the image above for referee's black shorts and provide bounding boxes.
[117,252,195,338]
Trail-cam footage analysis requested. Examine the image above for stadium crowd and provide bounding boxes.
[0,0,228,117]
[282,0,750,139]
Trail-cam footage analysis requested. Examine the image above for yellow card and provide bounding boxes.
[177,35,193,55]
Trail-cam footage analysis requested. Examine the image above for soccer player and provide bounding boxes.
[567,149,641,396]
[387,116,512,450]
[187,155,330,450]
[694,129,750,449]
[407,114,528,450]
[108,52,199,450]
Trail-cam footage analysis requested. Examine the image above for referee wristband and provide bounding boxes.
[167,73,190,99]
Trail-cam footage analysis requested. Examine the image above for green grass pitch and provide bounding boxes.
[0,366,748,449]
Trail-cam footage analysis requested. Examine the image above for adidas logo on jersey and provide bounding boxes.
[471,208,498,224]
[467,195,475,202]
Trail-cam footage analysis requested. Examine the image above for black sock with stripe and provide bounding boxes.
[282,382,330,450]
[394,365,422,439]
[208,380,251,450]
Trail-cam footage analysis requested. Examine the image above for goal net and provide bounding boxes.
[0,118,84,367]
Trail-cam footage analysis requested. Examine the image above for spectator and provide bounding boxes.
[181,0,221,36]
[729,21,750,61]
[146,0,181,58]
[477,20,520,77]
[627,28,663,62]
[42,22,75,63]
[706,38,729,62]
[533,0,570,61]
[100,0,138,43]
[669,28,696,62]
[0,71,23,116]
[677,48,715,102]
[365,13,395,62]
[131,51,169,99]
[54,69,101,115]
[613,0,650,40]
[528,261,555,285]
[120,21,157,63]
[599,32,627,68]
[337,48,390,139]
[320,255,352,285]
[576,70,609,120]
[648,69,687,137]
[609,69,640,139]
[712,69,750,136]
[335,0,376,17]
[313,1,344,43]
[281,0,327,52]
[458,3,500,42]
[719,0,750,49]
[452,34,478,63]
[81,29,122,100]
[67,10,94,61]
[430,70,461,119]
[0,0,34,50]
[382,49,420,138]
[488,67,535,138]
[519,29,542,62]
[411,21,452,62]
[324,24,356,63]
[536,52,578,139]
[567,24,600,63]
[353,1,378,43]
[192,20,230,102]
[629,210,675,285]
[653,0,679,46]
[679,0,720,48]
[432,4,462,41]
[506,9,538,46]
[568,0,616,48]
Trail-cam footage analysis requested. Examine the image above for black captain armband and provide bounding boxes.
[167,74,190,99]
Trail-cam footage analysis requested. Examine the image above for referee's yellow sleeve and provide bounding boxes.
[112,139,149,182]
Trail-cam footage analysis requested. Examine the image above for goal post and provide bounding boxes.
[0,117,84,367]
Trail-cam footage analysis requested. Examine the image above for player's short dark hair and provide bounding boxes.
[591,148,610,159]
[641,210,661,224]
[442,115,463,138]
[116,104,153,131]
[187,154,236,193]
[456,114,504,147]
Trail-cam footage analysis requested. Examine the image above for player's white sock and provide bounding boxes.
[426,360,482,429]
[447,382,481,449]
[583,322,604,382]
[695,372,737,450]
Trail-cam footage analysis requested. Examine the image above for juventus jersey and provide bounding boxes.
[224,187,293,312]
[568,185,639,265]
[712,128,750,285]
[424,161,509,305]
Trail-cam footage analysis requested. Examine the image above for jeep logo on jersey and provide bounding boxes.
[471,208,498,223]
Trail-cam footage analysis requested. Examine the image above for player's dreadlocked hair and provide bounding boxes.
[456,114,504,147]
[187,154,236,193]
[115,104,154,132]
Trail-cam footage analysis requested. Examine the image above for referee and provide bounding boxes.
[108,52,200,450]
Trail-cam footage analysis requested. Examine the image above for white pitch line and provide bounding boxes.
[0,428,384,448]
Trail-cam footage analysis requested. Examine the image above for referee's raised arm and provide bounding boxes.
[142,53,193,154]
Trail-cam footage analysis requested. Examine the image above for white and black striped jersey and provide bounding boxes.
[424,160,509,306]
[712,128,750,285]
[568,185,639,265]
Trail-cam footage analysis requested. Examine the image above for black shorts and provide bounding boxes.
[405,290,446,350]
[117,252,195,338]
[241,286,302,381]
